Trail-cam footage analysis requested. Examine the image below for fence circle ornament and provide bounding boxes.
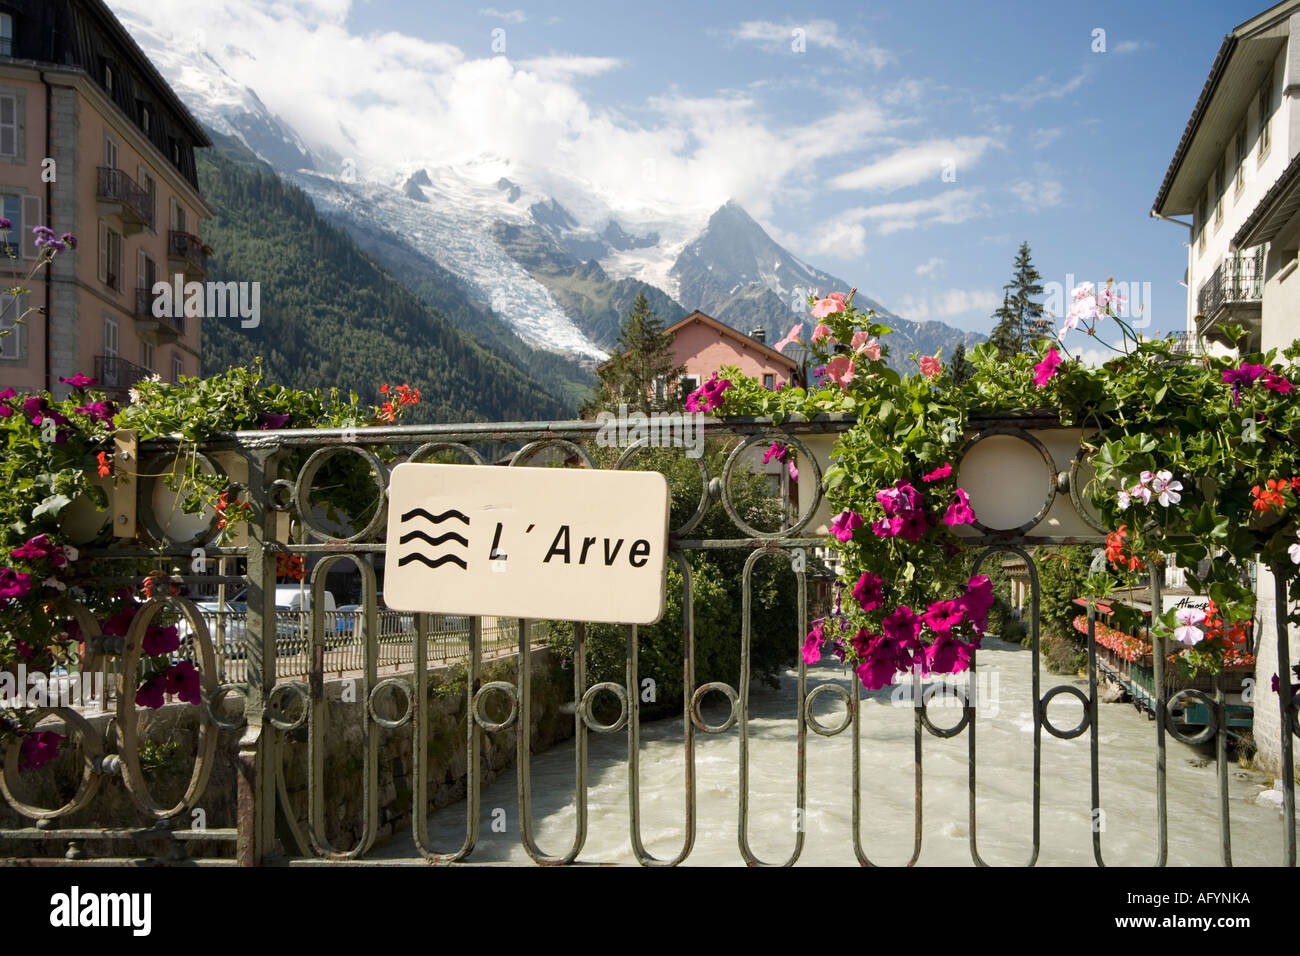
[268,479,296,512]
[367,677,414,729]
[0,707,104,820]
[1165,689,1219,746]
[1040,685,1091,739]
[956,428,1057,535]
[614,439,712,536]
[138,451,226,547]
[510,438,595,469]
[804,683,853,737]
[720,433,825,538]
[472,681,519,733]
[207,683,249,732]
[293,446,389,543]
[579,682,629,734]
[689,681,739,734]
[919,683,971,738]
[409,441,486,466]
[267,682,309,732]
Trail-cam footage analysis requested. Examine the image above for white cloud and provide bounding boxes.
[480,7,527,24]
[1009,178,1064,210]
[842,189,987,235]
[1003,68,1090,108]
[803,219,868,259]
[897,288,1000,323]
[1031,127,1063,150]
[1112,40,1152,55]
[732,19,892,68]
[915,257,945,277]
[517,56,623,78]
[828,136,995,192]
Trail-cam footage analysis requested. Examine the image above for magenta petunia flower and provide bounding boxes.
[922,462,953,482]
[882,605,921,646]
[802,618,826,664]
[855,633,902,690]
[143,624,180,657]
[59,373,95,389]
[0,568,32,603]
[924,632,973,675]
[852,571,885,612]
[258,411,291,430]
[944,488,976,526]
[1264,371,1295,395]
[1032,346,1062,388]
[1222,364,1267,407]
[876,480,921,517]
[922,599,966,635]
[165,661,201,705]
[73,400,116,424]
[896,508,928,543]
[829,510,864,542]
[958,575,994,633]
[19,731,64,772]
[10,534,60,562]
[100,605,138,637]
[135,673,166,709]
[685,373,732,413]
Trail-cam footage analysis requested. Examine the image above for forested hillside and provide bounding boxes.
[196,141,576,423]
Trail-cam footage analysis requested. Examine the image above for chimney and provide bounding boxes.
[751,328,766,344]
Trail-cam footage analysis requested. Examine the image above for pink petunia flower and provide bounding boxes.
[810,293,846,319]
[826,355,855,388]
[810,323,835,345]
[851,331,882,361]
[774,323,804,353]
[1033,346,1062,388]
[829,510,863,542]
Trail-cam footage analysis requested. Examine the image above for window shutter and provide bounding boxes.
[21,195,40,259]
[98,221,108,282]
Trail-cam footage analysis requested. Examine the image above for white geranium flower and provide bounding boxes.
[1174,607,1206,646]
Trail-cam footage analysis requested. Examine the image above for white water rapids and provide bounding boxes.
[374,637,1295,865]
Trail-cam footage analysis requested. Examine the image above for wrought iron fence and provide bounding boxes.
[0,416,1295,866]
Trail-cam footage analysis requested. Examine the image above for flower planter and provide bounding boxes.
[59,473,114,546]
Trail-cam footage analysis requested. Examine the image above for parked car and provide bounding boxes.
[179,586,337,658]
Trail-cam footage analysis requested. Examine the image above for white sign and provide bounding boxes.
[383,463,670,624]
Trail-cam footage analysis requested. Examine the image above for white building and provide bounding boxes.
[1152,0,1300,776]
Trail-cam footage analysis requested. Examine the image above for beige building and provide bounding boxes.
[0,0,212,401]
[1152,0,1300,775]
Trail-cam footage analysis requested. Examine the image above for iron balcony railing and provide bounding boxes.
[167,230,207,275]
[1196,254,1263,318]
[134,287,184,334]
[96,166,154,230]
[92,354,152,392]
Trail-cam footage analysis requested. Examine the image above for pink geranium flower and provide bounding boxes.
[918,354,942,378]
[810,292,846,319]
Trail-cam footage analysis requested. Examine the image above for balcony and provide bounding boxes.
[1195,253,1263,349]
[168,231,207,281]
[93,355,152,400]
[1166,331,1201,357]
[96,167,153,235]
[134,287,183,342]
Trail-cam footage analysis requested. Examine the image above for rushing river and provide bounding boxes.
[374,637,1295,865]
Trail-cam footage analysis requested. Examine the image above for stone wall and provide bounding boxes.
[0,647,572,861]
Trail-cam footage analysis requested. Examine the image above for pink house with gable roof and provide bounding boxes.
[665,311,802,395]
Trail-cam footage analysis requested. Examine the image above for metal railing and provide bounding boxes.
[1196,253,1263,318]
[96,166,154,229]
[0,415,1294,867]
[167,230,206,273]
[134,288,184,334]
[93,354,151,392]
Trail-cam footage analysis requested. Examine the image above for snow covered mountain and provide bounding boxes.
[119,14,982,365]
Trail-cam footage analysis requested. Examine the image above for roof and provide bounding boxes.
[1232,148,1300,249]
[1151,0,1297,217]
[664,310,799,373]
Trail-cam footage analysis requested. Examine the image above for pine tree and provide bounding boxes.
[584,291,684,416]
[950,341,975,385]
[988,241,1046,360]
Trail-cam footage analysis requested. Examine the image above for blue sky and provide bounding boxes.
[116,0,1271,352]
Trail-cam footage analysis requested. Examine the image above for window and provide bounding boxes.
[0,95,16,157]
[103,63,114,98]
[170,198,187,234]
[137,249,157,291]
[1236,125,1248,194]
[1197,190,1208,252]
[140,340,154,372]
[103,316,119,358]
[0,193,18,256]
[137,166,156,228]
[1259,73,1273,157]
[139,104,150,136]
[0,14,13,58]
[0,293,21,361]
[1214,159,1224,228]
[763,373,775,390]
[171,353,183,383]
[104,135,118,170]
[679,374,700,397]
[98,221,123,291]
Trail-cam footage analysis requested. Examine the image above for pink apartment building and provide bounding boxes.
[665,311,802,394]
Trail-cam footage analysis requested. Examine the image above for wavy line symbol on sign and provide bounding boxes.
[398,508,470,571]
